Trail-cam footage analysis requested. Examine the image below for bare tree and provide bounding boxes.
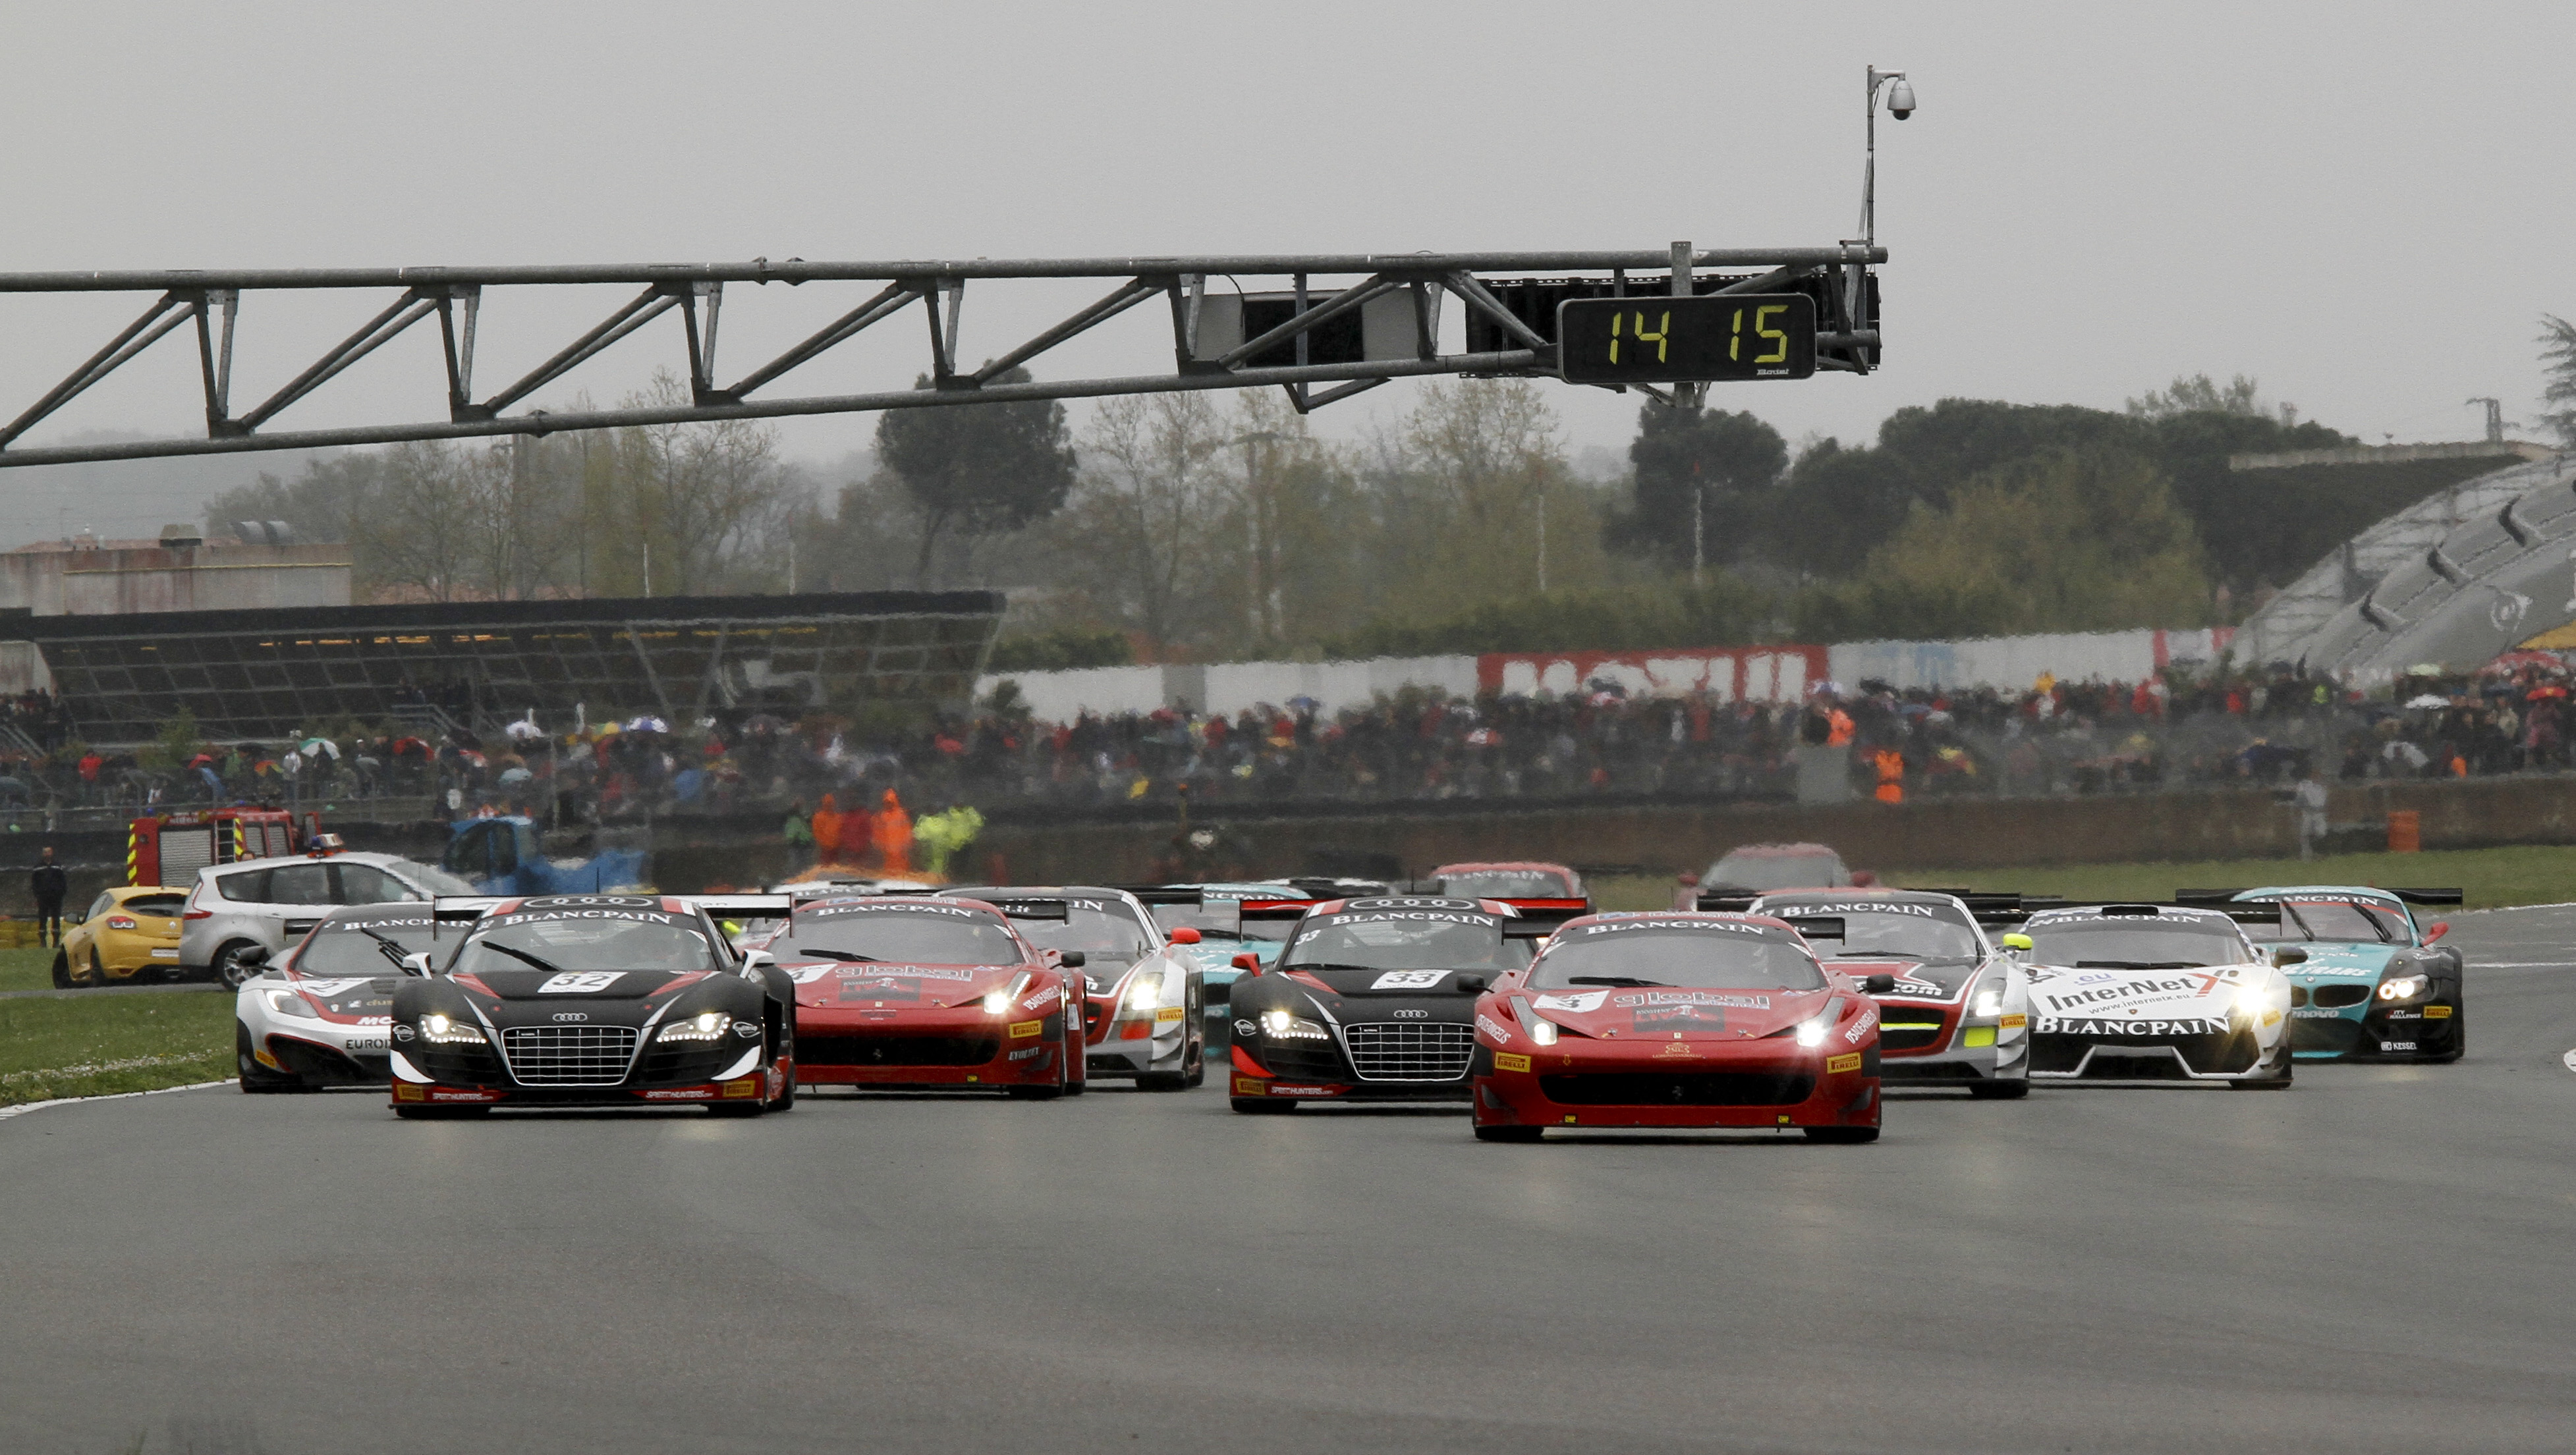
[1057,393,1232,649]
[358,441,498,601]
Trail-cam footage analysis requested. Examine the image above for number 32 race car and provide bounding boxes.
[387,894,798,1117]
[1469,912,1887,1143]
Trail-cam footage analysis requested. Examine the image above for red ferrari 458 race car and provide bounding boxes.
[764,894,1088,1097]
[1469,910,1888,1142]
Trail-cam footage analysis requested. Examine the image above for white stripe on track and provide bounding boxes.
[0,1081,227,1124]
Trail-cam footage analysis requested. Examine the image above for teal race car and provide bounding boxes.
[2179,886,2464,1062]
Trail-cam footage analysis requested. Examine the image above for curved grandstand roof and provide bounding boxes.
[2234,450,2576,682]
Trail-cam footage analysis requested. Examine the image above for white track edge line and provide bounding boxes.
[0,1080,228,1123]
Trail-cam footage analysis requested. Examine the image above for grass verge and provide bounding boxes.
[1596,844,2576,915]
[0,944,59,993]
[0,991,233,1106]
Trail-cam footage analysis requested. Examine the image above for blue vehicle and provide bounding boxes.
[2181,885,2465,1062]
[442,816,650,897]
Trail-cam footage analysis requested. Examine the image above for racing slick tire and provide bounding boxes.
[1230,1097,1295,1114]
[706,1099,766,1117]
[1473,1124,1543,1143]
[211,941,264,991]
[1967,1080,2030,1099]
[49,950,70,989]
[1004,1080,1067,1100]
[1804,1126,1881,1143]
[236,1024,304,1094]
[2429,1009,2465,1064]
[394,1105,490,1120]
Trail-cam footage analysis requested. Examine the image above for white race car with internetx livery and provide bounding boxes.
[2009,902,2297,1087]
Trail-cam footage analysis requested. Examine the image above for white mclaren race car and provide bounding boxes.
[2010,902,2297,1087]
[237,903,464,1091]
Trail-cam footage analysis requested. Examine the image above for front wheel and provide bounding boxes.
[237,1024,300,1094]
[1231,1097,1295,1114]
[1473,1124,1543,1143]
[2429,1008,2465,1064]
[1805,1126,1881,1143]
[49,950,71,989]
[1968,1079,2030,1099]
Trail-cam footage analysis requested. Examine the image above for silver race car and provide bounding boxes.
[2007,902,2297,1088]
[236,903,467,1092]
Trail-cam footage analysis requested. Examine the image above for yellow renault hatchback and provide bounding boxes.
[53,887,188,987]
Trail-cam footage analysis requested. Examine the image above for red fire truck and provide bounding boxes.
[127,809,317,887]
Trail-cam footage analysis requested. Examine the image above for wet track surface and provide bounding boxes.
[7,910,2576,1455]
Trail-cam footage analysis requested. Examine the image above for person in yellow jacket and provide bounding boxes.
[914,804,984,881]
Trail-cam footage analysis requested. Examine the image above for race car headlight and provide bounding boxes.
[658,1010,731,1042]
[1258,1008,1329,1041]
[1794,1016,1829,1048]
[984,971,1034,1016]
[1973,989,2003,1019]
[1127,969,1173,1011]
[2234,981,2290,1016]
[264,989,321,1020]
[1527,1018,1559,1047]
[2377,974,2430,1002]
[419,1012,486,1045]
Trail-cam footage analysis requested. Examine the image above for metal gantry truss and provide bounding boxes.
[0,244,1884,468]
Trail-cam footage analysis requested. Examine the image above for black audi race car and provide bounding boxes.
[1226,895,1567,1112]
[387,894,798,1118]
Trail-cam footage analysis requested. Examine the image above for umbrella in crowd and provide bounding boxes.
[498,766,532,786]
[625,715,669,734]
[2405,694,2450,709]
[298,736,341,759]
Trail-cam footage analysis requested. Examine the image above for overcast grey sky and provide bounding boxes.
[3,1,2570,541]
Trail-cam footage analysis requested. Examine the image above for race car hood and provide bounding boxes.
[1281,965,1488,997]
[785,961,1028,1009]
[2277,942,2404,983]
[278,975,399,1022]
[2025,962,2260,1030]
[455,967,709,1002]
[1523,983,1834,1041]
[1820,956,1978,1002]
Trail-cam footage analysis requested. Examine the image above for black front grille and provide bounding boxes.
[2313,983,2371,1008]
[2289,1016,2366,1055]
[1344,1022,1476,1082]
[802,1034,999,1068]
[1876,1004,1951,1052]
[414,1045,505,1084]
[1243,1039,1347,1083]
[2288,984,2309,1008]
[2030,1029,2258,1076]
[501,1026,638,1085]
[1540,1072,1816,1107]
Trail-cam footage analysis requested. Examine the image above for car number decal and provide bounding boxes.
[1370,969,1448,991]
[538,972,625,994]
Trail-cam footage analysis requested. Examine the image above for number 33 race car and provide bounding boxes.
[388,895,798,1117]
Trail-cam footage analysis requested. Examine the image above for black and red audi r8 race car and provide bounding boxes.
[1469,911,1889,1143]
[1225,895,1563,1112]
[386,894,798,1118]
[765,894,1088,1098]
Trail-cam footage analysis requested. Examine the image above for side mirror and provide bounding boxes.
[1231,952,1259,973]
[740,948,775,975]
[1057,949,1087,968]
[399,951,434,977]
[2423,921,2450,944]
[2000,933,2033,954]
[233,945,270,968]
[2272,947,2309,968]
[1862,972,1897,994]
[1169,926,1202,945]
[1455,974,1488,995]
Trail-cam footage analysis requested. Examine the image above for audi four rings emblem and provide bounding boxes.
[1392,1008,1430,1019]
[552,1012,589,1022]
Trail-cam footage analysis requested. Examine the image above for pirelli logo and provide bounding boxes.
[1493,1052,1531,1073]
[1154,1006,1185,1023]
[1826,1053,1863,1075]
[1235,1076,1267,1095]
[1009,1020,1043,1039]
[2425,1005,2453,1018]
[2000,1013,2028,1029]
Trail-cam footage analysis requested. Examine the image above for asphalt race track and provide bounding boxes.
[7,911,2576,1455]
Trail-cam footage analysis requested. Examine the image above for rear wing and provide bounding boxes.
[1700,891,2061,925]
[941,893,1071,921]
[688,893,793,920]
[2177,887,2462,909]
[1499,899,1590,938]
[2075,902,2286,930]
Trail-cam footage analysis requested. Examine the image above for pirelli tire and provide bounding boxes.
[394,1104,490,1120]
[1968,1078,2032,1100]
[2430,1006,2465,1064]
[1136,1039,1204,1092]
[235,1023,302,1094]
[1473,1124,1543,1143]
[1805,1125,1882,1143]
[1230,1096,1295,1114]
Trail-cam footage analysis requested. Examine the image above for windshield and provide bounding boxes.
[997,904,1156,962]
[291,918,441,975]
[777,905,1025,967]
[452,910,721,975]
[2024,919,2251,968]
[1439,869,1575,898]
[121,893,186,917]
[1703,853,1844,891]
[1531,925,1825,991]
[1148,902,1243,941]
[2243,900,2407,945]
[1771,904,1982,962]
[390,858,480,897]
[1282,911,1531,972]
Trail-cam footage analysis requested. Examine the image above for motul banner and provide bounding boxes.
[1476,646,1830,703]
